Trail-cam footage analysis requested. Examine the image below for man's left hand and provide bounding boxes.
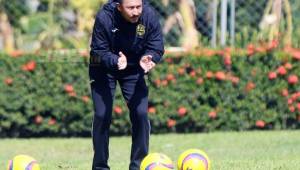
[140,55,156,73]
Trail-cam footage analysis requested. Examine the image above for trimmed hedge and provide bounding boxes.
[1,47,300,137]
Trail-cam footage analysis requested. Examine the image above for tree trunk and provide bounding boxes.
[0,12,14,52]
[179,0,199,51]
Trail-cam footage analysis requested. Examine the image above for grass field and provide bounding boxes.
[1,130,300,170]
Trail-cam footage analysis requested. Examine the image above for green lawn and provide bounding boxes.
[1,131,300,170]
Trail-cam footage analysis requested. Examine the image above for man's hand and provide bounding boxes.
[118,51,127,70]
[139,55,156,73]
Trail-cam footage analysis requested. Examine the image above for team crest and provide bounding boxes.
[136,24,146,36]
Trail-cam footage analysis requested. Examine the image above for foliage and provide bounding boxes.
[2,0,300,50]
[1,46,300,137]
[0,51,92,137]
[70,0,106,32]
[0,0,106,51]
[0,0,30,27]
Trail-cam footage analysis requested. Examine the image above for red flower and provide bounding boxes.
[81,96,90,103]
[196,77,204,85]
[10,50,24,57]
[167,119,176,128]
[287,98,293,105]
[22,61,36,71]
[208,111,217,119]
[215,71,226,81]
[268,72,277,80]
[206,71,214,79]
[68,92,77,97]
[245,82,256,92]
[161,80,168,86]
[34,115,43,124]
[203,49,216,57]
[247,44,255,56]
[287,75,298,85]
[165,58,173,63]
[189,70,196,77]
[272,40,279,48]
[79,50,89,58]
[284,63,292,70]
[291,93,298,101]
[267,40,278,50]
[255,120,265,128]
[148,107,156,114]
[289,106,295,113]
[297,103,300,112]
[48,118,56,125]
[224,47,232,53]
[178,107,187,117]
[166,74,175,81]
[223,53,231,66]
[277,66,287,76]
[177,68,185,75]
[281,89,289,97]
[27,61,36,71]
[291,50,300,60]
[230,76,240,85]
[4,77,13,85]
[154,79,161,87]
[64,84,74,93]
[114,106,123,115]
[255,46,266,53]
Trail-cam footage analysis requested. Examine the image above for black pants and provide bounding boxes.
[90,66,150,170]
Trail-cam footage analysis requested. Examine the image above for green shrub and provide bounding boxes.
[0,48,300,137]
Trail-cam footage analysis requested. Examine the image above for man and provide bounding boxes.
[89,0,164,169]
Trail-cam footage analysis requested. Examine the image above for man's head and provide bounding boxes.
[117,0,143,23]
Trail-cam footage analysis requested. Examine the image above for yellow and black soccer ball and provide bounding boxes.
[7,154,40,170]
[177,149,211,170]
[140,153,175,170]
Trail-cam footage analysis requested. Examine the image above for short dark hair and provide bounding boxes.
[114,0,144,4]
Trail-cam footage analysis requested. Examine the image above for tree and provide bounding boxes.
[162,0,199,51]
[259,0,293,46]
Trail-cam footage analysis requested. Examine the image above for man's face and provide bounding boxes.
[117,0,143,23]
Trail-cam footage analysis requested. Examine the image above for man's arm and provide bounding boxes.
[143,10,165,64]
[90,13,118,70]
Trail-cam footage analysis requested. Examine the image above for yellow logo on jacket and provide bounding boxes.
[136,24,146,36]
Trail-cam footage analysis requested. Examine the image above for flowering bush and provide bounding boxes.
[1,46,300,137]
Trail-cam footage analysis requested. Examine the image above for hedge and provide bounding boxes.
[1,45,300,137]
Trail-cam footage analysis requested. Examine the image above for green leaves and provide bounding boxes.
[0,49,300,137]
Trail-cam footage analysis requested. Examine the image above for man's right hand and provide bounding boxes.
[118,51,127,70]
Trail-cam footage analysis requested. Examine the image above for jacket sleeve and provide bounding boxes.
[143,11,165,64]
[90,13,118,70]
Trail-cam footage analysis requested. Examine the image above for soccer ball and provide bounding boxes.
[140,153,175,170]
[7,154,40,170]
[177,149,211,170]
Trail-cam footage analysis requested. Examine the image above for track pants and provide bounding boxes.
[90,66,150,170]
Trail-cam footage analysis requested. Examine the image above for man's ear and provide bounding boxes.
[116,3,121,12]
